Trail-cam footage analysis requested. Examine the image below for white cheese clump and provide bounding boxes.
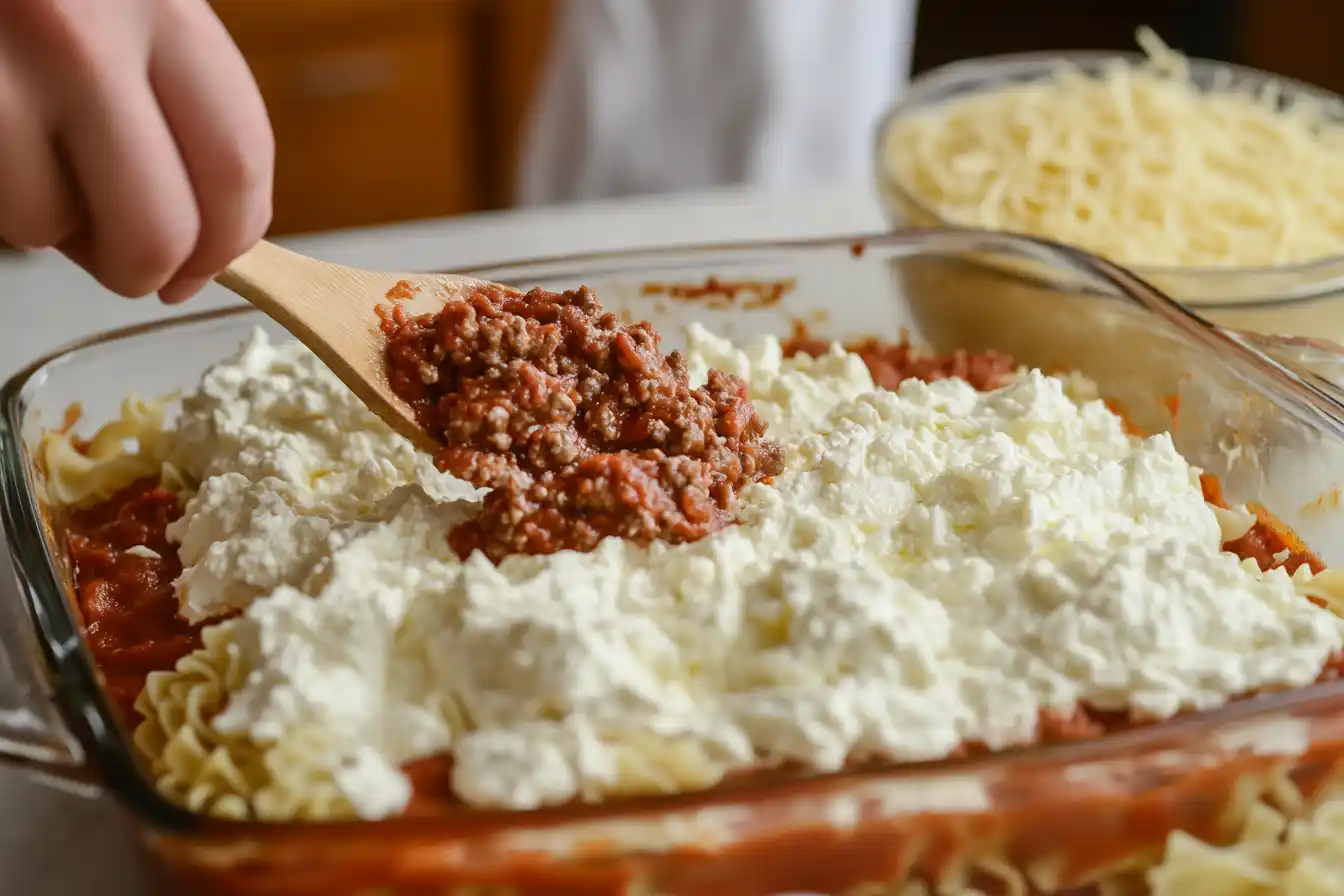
[167,325,1344,818]
[165,329,482,621]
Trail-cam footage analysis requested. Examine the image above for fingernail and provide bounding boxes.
[159,275,211,305]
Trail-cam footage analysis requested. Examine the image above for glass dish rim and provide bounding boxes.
[6,227,1344,836]
[874,48,1344,290]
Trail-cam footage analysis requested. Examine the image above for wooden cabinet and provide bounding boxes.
[213,0,553,236]
[482,0,557,208]
[1238,0,1344,97]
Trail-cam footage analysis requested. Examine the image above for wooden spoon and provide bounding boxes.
[216,239,493,453]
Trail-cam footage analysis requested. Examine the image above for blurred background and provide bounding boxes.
[203,0,1341,237]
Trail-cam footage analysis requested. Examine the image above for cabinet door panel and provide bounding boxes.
[216,1,481,235]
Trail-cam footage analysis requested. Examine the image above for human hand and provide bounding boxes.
[0,0,274,303]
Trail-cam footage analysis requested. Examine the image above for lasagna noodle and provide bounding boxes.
[132,622,355,823]
[883,28,1344,268]
[38,394,181,505]
[1148,799,1344,894]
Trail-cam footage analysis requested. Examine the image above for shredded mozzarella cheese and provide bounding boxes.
[883,28,1344,269]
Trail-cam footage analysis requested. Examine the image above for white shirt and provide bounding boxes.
[519,0,919,205]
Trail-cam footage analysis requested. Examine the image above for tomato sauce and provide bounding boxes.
[66,479,203,722]
[638,276,796,309]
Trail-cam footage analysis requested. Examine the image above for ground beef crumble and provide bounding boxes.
[380,284,785,562]
[783,329,1018,392]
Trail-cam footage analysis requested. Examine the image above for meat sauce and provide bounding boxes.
[380,284,784,563]
[782,330,1019,392]
[63,330,1343,894]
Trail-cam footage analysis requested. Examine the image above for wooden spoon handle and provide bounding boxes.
[221,241,352,324]
[216,241,437,452]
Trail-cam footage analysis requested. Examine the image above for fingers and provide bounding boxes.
[58,78,199,298]
[1,0,273,301]
[0,36,78,248]
[151,0,274,304]
[39,1,200,298]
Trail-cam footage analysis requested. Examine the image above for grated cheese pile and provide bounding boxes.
[882,28,1344,269]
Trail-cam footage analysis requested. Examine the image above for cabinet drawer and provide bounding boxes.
[215,1,480,235]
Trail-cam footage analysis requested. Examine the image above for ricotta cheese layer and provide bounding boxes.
[158,326,1344,818]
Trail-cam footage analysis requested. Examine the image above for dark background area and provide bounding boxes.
[912,0,1342,95]
[913,0,1240,72]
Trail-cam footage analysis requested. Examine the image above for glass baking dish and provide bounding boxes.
[873,50,1344,342]
[6,230,1344,895]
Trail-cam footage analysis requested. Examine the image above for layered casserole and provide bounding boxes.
[36,274,1344,894]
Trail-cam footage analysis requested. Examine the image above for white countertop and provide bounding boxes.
[0,182,883,895]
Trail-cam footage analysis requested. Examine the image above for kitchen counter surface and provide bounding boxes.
[0,182,883,895]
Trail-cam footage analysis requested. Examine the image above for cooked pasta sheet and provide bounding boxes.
[38,395,181,505]
[883,28,1344,268]
[130,624,356,823]
[1149,800,1344,895]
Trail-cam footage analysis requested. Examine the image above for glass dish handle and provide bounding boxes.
[0,561,95,794]
[1223,329,1344,407]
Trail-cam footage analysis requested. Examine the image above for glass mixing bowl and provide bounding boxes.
[875,51,1344,340]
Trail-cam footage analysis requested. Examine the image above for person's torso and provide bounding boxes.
[519,0,918,205]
